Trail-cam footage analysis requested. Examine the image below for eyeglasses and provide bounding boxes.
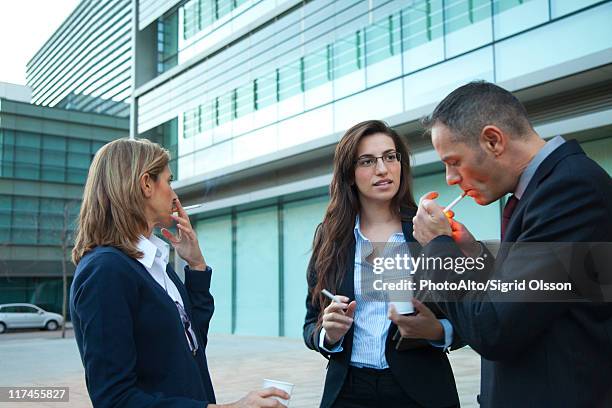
[175,301,198,356]
[355,151,402,168]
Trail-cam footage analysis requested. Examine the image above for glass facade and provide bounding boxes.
[0,129,104,184]
[0,98,128,315]
[0,277,72,315]
[158,0,257,73]
[133,0,612,340]
[194,195,329,338]
[140,0,612,181]
[191,135,611,338]
[26,0,131,117]
[172,0,534,140]
[0,194,80,246]
[149,118,179,177]
[182,0,250,41]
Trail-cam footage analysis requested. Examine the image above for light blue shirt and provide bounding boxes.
[320,217,453,368]
[514,136,566,199]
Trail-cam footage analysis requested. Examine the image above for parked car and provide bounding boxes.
[0,303,64,334]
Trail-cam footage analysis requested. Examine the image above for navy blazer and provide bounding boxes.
[421,140,612,407]
[303,214,463,408]
[70,246,216,408]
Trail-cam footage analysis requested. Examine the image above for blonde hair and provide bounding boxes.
[72,138,170,264]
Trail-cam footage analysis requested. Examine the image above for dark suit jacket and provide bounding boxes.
[70,246,216,408]
[421,140,612,407]
[303,214,463,408]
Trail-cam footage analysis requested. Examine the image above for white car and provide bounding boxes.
[0,303,64,334]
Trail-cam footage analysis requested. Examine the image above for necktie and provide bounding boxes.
[501,195,519,241]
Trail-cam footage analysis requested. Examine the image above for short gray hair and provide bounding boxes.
[421,81,534,145]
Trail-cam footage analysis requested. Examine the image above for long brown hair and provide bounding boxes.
[72,138,170,264]
[310,120,417,313]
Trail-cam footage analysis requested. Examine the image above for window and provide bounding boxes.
[39,198,66,245]
[42,136,66,182]
[216,0,232,20]
[0,195,11,242]
[22,306,39,314]
[278,61,302,101]
[494,0,527,14]
[183,107,200,139]
[14,132,41,180]
[182,0,201,40]
[444,0,491,33]
[366,15,398,66]
[402,0,444,49]
[235,83,254,118]
[303,47,330,91]
[202,102,215,132]
[216,94,233,125]
[334,30,364,78]
[12,197,38,244]
[182,0,240,41]
[0,195,79,246]
[67,139,92,184]
[254,74,277,110]
[158,11,179,72]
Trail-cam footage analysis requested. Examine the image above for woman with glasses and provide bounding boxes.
[303,121,462,408]
[71,138,288,408]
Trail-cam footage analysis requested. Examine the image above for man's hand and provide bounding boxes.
[449,218,481,258]
[388,299,443,341]
[413,192,452,246]
[210,387,290,408]
[162,198,207,270]
[322,296,357,346]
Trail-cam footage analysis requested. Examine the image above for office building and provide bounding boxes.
[138,0,610,337]
[0,85,128,312]
[26,0,132,117]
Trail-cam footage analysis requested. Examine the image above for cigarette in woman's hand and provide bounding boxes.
[321,289,342,304]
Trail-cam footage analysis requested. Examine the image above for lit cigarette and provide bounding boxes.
[443,192,467,214]
[182,204,203,211]
[321,289,342,304]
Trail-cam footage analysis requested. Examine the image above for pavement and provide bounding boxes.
[0,329,481,407]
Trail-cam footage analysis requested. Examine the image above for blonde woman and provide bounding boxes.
[70,138,288,408]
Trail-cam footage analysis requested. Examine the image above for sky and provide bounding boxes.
[0,0,80,85]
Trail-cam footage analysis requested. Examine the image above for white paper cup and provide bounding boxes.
[392,301,414,315]
[262,379,294,406]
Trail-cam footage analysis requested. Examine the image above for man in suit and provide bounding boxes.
[411,81,612,407]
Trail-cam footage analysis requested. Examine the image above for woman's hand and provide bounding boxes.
[322,296,357,347]
[209,387,290,408]
[161,198,206,271]
[388,299,443,341]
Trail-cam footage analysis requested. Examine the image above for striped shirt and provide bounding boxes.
[320,216,453,368]
[350,216,405,368]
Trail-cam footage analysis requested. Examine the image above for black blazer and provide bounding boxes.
[303,214,463,408]
[70,246,216,408]
[421,140,612,407]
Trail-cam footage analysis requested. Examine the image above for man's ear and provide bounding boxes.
[140,173,153,198]
[480,125,506,157]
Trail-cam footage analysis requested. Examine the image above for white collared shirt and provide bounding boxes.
[136,234,198,350]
